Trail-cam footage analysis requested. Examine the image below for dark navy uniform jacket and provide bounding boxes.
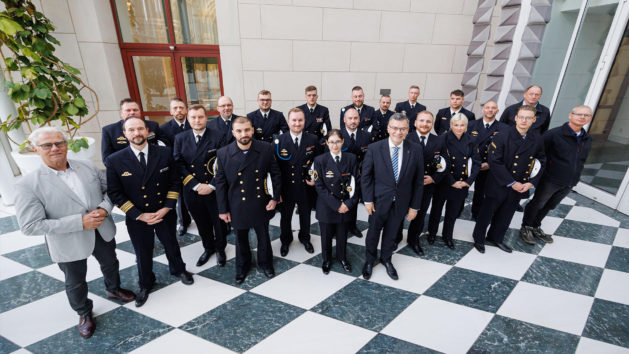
[298,103,332,141]
[160,118,191,147]
[467,119,508,164]
[406,131,447,184]
[173,128,222,194]
[339,104,375,132]
[394,101,426,130]
[273,132,321,203]
[101,120,165,161]
[207,115,237,148]
[247,109,289,143]
[214,140,281,229]
[501,101,551,135]
[487,126,546,199]
[438,131,481,199]
[434,107,477,135]
[541,122,592,187]
[372,110,394,141]
[314,152,360,224]
[341,128,373,164]
[105,144,180,221]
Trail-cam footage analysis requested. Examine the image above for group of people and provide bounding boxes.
[14,84,593,339]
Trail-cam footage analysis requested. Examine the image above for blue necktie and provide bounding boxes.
[392,146,399,183]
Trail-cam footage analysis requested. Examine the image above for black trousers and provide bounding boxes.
[472,190,521,245]
[126,212,186,289]
[176,195,191,227]
[57,231,120,316]
[235,222,273,274]
[185,192,227,253]
[365,202,405,264]
[280,199,312,245]
[407,184,436,245]
[522,180,572,228]
[428,192,466,242]
[471,170,489,217]
[320,222,347,263]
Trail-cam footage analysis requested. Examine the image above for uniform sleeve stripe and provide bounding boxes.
[183,175,194,186]
[120,201,134,213]
[167,191,179,199]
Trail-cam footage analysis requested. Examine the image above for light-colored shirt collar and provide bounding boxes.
[259,109,270,116]
[380,109,388,115]
[194,128,206,139]
[482,118,495,127]
[416,131,429,142]
[130,143,149,161]
[522,101,539,108]
[345,127,358,135]
[290,131,303,142]
[330,151,342,160]
[221,115,232,123]
[451,108,461,115]
[388,138,403,149]
[308,104,317,110]
[43,160,71,175]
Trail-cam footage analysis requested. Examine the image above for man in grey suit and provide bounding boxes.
[14,127,135,339]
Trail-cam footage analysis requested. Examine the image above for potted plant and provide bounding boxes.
[0,0,99,173]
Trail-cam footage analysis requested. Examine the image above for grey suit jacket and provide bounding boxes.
[14,159,116,263]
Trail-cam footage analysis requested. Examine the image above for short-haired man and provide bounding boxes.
[501,85,551,135]
[361,113,424,280]
[215,116,282,284]
[372,95,395,141]
[160,97,192,235]
[340,86,375,132]
[521,105,593,244]
[106,116,194,307]
[472,105,546,254]
[434,89,476,135]
[15,127,135,338]
[247,90,288,142]
[298,85,331,142]
[274,108,321,257]
[467,100,508,220]
[101,98,166,161]
[208,96,238,148]
[394,85,426,130]
[174,105,228,268]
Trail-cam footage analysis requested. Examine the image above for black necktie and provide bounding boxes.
[485,123,490,130]
[196,135,201,146]
[335,155,340,164]
[263,113,268,120]
[420,135,426,147]
[139,151,147,170]
[180,123,185,131]
[350,133,355,143]
[309,108,314,114]
[411,104,415,109]
[295,137,299,148]
[357,108,361,115]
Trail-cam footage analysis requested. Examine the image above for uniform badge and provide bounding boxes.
[121,171,132,176]
[471,130,479,136]
[206,156,217,176]
[316,117,323,122]
[280,149,289,157]
[256,128,263,133]
[274,138,279,144]
[117,136,126,140]
[346,186,353,193]
[326,170,334,178]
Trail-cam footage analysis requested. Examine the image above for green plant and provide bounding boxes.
[0,0,98,152]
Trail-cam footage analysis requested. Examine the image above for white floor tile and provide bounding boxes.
[251,264,354,310]
[452,219,476,242]
[270,237,322,263]
[38,249,137,282]
[576,337,629,354]
[0,255,32,281]
[595,269,629,306]
[9,349,33,354]
[245,312,376,354]
[369,254,452,294]
[497,282,594,335]
[566,206,620,228]
[613,228,629,249]
[456,248,537,280]
[0,231,44,255]
[167,242,236,274]
[0,292,118,347]
[508,213,563,235]
[113,225,131,244]
[125,276,244,327]
[381,296,494,354]
[561,197,577,206]
[130,329,236,354]
[538,236,612,268]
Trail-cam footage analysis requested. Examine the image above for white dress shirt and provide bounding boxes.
[388,138,403,177]
[46,162,88,207]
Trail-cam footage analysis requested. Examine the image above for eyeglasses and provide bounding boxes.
[327,140,343,145]
[218,104,233,108]
[571,112,592,118]
[388,126,409,133]
[38,140,67,150]
[258,99,272,102]
[515,116,535,121]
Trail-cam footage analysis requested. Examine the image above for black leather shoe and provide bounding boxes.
[179,270,194,285]
[362,263,373,280]
[135,288,149,307]
[520,226,536,245]
[78,311,95,338]
[349,227,363,238]
[216,250,226,267]
[322,261,331,274]
[410,243,424,256]
[495,242,512,253]
[263,268,275,279]
[177,224,187,236]
[235,273,246,284]
[474,242,485,254]
[445,239,455,249]
[382,261,399,280]
[302,241,314,254]
[340,260,352,272]
[280,243,289,257]
[196,250,213,267]
[427,234,436,245]
[106,288,136,302]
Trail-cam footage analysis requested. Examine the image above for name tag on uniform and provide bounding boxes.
[316,117,323,122]
[121,171,132,176]
[326,171,334,178]
[442,117,447,120]
[471,131,479,136]
[280,149,289,157]
[160,167,169,173]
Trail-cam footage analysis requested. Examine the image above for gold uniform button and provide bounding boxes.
[160,200,163,203]
[512,170,516,173]
[191,164,195,168]
[238,172,242,176]
[515,155,519,159]
[156,183,159,186]
[145,203,149,206]
[291,173,295,176]
[530,156,533,159]
[241,189,245,193]
[257,195,261,198]
[141,186,145,190]
[255,170,259,173]
[143,195,147,198]
[257,187,260,190]
[452,157,455,160]
[157,192,161,195]
[240,181,244,185]
[193,173,196,176]
[256,178,259,181]
[291,181,295,184]
[242,197,246,201]
[514,163,518,166]
[462,172,465,175]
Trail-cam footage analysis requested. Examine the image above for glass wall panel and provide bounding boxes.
[114,0,170,43]
[180,57,221,111]
[171,0,219,44]
[132,56,177,112]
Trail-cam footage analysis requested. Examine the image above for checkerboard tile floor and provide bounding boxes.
[0,192,628,353]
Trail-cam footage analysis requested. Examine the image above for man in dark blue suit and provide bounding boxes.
[339,86,375,132]
[500,85,551,136]
[215,116,282,284]
[467,100,508,219]
[394,85,426,130]
[274,108,321,257]
[298,85,331,142]
[160,97,192,235]
[105,116,193,307]
[372,95,394,141]
[361,113,424,280]
[247,90,288,143]
[174,105,228,268]
[101,98,166,161]
[207,96,238,148]
[434,89,477,135]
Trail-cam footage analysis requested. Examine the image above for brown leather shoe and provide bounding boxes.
[106,288,136,302]
[78,312,95,338]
